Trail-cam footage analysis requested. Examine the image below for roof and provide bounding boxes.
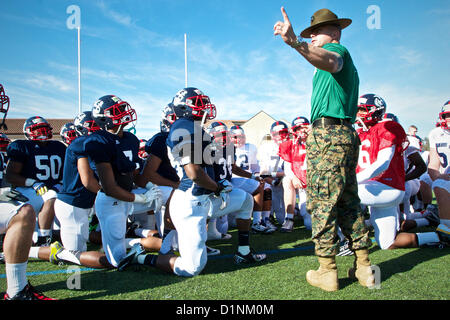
[0,118,73,141]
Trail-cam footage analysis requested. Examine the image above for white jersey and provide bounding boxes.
[428,127,450,174]
[257,141,284,176]
[234,143,259,175]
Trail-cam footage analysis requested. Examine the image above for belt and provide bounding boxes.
[312,117,351,128]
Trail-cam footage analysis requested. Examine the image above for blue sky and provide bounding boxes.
[1,0,449,140]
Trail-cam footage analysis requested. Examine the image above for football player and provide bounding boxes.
[229,125,276,234]
[133,103,180,250]
[426,100,450,243]
[356,94,446,249]
[278,116,311,232]
[121,87,266,276]
[257,121,286,226]
[82,95,162,269]
[60,122,77,147]
[5,116,66,246]
[1,188,55,299]
[28,111,114,268]
[206,122,272,236]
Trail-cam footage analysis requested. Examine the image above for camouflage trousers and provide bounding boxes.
[306,123,371,257]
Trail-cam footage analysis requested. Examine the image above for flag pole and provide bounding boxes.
[77,26,81,114]
[184,33,188,87]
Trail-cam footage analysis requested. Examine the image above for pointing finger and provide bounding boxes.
[281,6,290,24]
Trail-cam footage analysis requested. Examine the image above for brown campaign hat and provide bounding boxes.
[300,8,352,38]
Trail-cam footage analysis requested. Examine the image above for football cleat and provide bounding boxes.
[262,218,277,233]
[423,204,440,227]
[336,240,354,256]
[3,281,56,300]
[280,218,294,233]
[125,219,141,239]
[233,249,267,264]
[251,222,273,234]
[49,241,64,265]
[206,246,221,256]
[33,235,52,247]
[117,244,145,271]
[436,224,450,246]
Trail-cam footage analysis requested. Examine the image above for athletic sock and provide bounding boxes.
[125,238,142,248]
[252,211,262,224]
[416,232,440,246]
[134,228,151,238]
[286,213,294,220]
[137,253,157,267]
[237,230,250,256]
[28,247,40,259]
[262,211,271,220]
[5,262,28,298]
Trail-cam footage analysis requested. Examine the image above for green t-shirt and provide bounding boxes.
[310,43,359,123]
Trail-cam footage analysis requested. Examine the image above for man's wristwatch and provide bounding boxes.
[290,35,305,49]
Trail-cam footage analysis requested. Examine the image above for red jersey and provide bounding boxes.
[356,121,407,190]
[278,139,307,186]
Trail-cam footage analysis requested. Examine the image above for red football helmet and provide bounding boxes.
[23,116,53,141]
[438,100,450,130]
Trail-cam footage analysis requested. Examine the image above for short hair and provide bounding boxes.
[409,125,418,130]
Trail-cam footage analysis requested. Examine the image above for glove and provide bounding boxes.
[134,186,163,208]
[214,179,232,196]
[32,182,48,196]
[0,187,29,203]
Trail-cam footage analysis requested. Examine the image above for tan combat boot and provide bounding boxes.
[348,248,375,288]
[306,256,339,292]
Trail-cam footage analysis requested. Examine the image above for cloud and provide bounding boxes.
[96,1,133,27]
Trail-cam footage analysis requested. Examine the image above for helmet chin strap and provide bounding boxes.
[200,110,209,128]
[355,117,368,131]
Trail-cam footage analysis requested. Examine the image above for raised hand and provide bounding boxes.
[273,7,297,46]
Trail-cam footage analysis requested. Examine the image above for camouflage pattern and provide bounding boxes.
[306,123,371,257]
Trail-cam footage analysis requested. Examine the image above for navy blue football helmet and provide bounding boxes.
[290,116,310,140]
[74,111,101,136]
[383,112,399,123]
[171,87,216,121]
[60,122,77,145]
[91,95,136,130]
[229,125,246,148]
[357,93,387,126]
[160,103,177,133]
[439,100,450,130]
[270,121,289,144]
[206,121,230,147]
[23,116,53,141]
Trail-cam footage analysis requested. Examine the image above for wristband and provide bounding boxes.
[25,178,37,187]
[290,35,305,49]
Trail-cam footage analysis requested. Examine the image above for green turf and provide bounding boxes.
[1,217,449,300]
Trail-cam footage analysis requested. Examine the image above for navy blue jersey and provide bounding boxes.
[83,130,140,191]
[166,118,215,196]
[212,144,235,182]
[145,132,179,183]
[57,136,98,209]
[7,140,66,188]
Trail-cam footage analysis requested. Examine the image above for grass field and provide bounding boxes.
[1,216,449,303]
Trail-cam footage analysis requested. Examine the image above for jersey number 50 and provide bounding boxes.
[35,155,62,180]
